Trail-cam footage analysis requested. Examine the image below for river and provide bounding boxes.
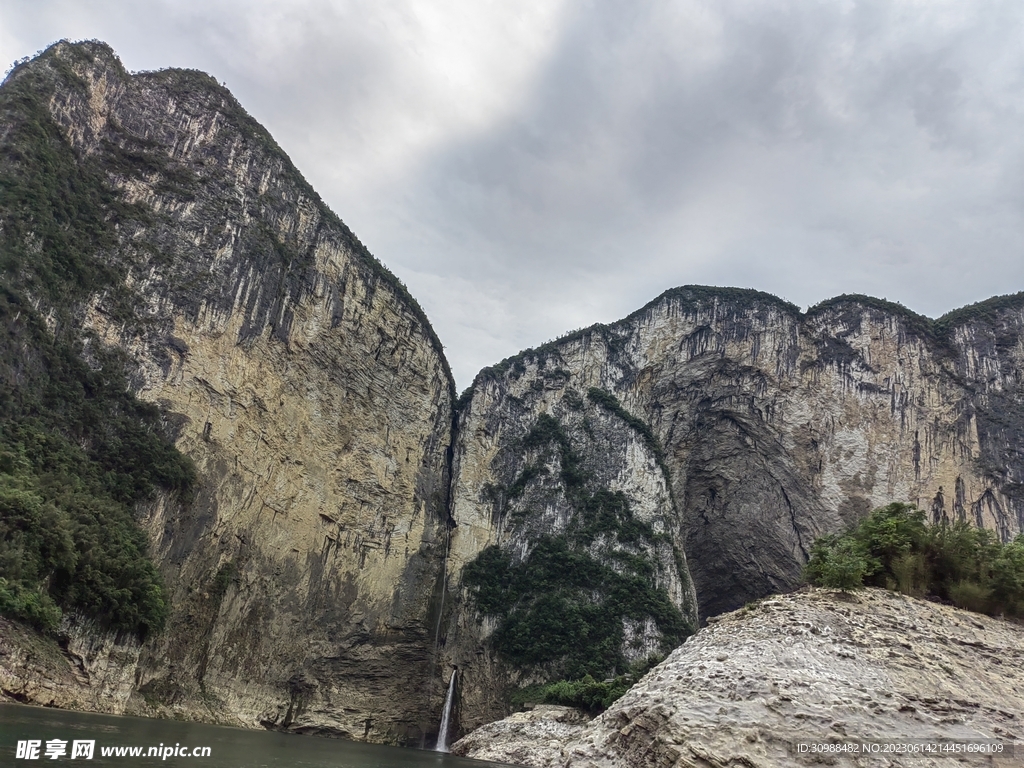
[1,704,513,767]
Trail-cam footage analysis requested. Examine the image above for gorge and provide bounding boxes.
[1,40,1023,750]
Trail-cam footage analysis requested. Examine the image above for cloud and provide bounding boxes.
[4,0,1024,386]
[386,0,1024,381]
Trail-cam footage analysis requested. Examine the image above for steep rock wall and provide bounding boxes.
[1,42,454,743]
[442,287,1024,734]
[443,380,699,731]
[0,617,142,713]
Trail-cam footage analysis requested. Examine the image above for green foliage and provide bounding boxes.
[586,388,668,470]
[463,534,688,680]
[507,465,547,501]
[926,522,1000,594]
[576,490,655,546]
[541,675,630,714]
[455,386,475,413]
[0,461,170,637]
[935,292,1024,336]
[212,560,237,598]
[522,413,586,489]
[561,389,584,411]
[806,292,1024,354]
[0,577,62,632]
[855,503,927,587]
[990,537,1024,616]
[461,546,514,615]
[0,59,193,638]
[0,293,196,504]
[0,88,141,306]
[890,552,928,597]
[464,411,691,680]
[0,329,182,640]
[524,413,571,452]
[510,655,664,714]
[948,580,992,614]
[805,295,939,346]
[805,503,1024,620]
[803,535,871,592]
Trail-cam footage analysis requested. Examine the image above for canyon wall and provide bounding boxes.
[3,40,1024,747]
[1,41,454,743]
[440,287,1024,733]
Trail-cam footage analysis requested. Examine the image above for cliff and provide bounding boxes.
[0,41,454,743]
[442,382,700,729]
[2,39,1024,749]
[452,587,1024,768]
[440,287,1024,734]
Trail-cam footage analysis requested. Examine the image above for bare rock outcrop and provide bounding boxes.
[452,588,1024,767]
[0,618,141,713]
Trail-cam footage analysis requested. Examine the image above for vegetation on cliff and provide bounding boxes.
[805,502,1024,618]
[468,286,1024,403]
[0,50,195,637]
[462,406,690,685]
[804,295,940,346]
[799,292,1024,354]
[508,656,664,715]
[463,535,686,678]
[935,291,1024,335]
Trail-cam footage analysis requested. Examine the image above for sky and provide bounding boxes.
[4,0,1024,388]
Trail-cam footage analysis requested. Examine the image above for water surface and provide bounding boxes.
[1,704,514,768]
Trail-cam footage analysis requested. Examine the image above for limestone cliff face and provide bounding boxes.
[1,42,454,742]
[443,378,699,731]
[442,288,1024,734]
[452,588,1024,768]
[0,617,142,714]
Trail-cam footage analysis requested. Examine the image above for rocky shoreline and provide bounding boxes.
[452,588,1024,767]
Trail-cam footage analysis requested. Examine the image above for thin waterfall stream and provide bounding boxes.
[420,518,452,748]
[435,670,457,752]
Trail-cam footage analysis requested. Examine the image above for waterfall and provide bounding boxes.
[435,669,457,752]
[420,518,452,748]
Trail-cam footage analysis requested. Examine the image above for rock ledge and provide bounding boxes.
[452,588,1024,767]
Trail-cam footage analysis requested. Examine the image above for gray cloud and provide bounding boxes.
[5,0,1024,386]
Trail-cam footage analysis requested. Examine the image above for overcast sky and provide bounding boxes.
[4,1,1024,388]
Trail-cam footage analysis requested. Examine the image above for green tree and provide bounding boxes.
[853,502,926,587]
[804,534,870,591]
[805,504,1024,621]
[989,535,1024,616]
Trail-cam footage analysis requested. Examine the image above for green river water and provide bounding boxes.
[0,704,514,768]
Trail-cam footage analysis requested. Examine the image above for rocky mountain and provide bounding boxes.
[442,383,701,729]
[439,287,1024,732]
[1,40,1024,747]
[451,587,1024,768]
[0,40,453,742]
